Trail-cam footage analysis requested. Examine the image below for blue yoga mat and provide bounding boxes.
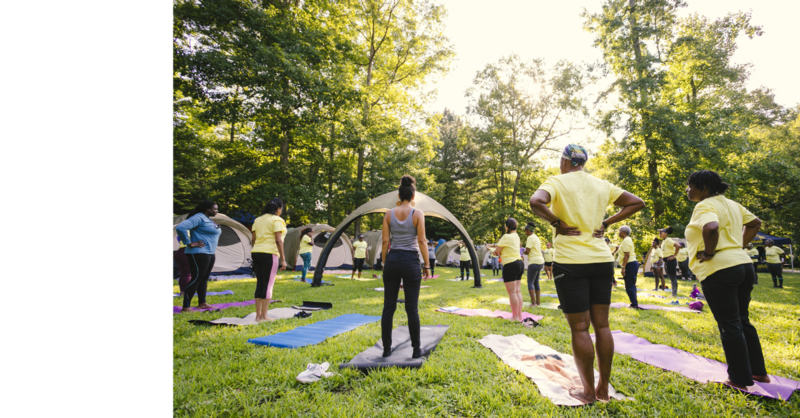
[248,314,380,348]
[294,278,330,284]
[173,290,234,297]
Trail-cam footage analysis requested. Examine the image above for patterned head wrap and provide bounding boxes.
[561,144,588,166]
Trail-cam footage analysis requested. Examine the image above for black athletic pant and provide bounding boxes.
[184,253,215,308]
[353,257,366,272]
[665,258,678,296]
[678,260,694,281]
[701,263,767,387]
[460,260,471,279]
[623,261,639,308]
[382,250,422,350]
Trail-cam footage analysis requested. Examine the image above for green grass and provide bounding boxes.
[174,268,800,417]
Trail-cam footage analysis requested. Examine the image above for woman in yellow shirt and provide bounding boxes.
[351,234,369,280]
[659,226,680,297]
[251,198,288,322]
[676,242,694,281]
[685,170,768,390]
[764,239,785,288]
[493,218,524,321]
[298,228,313,283]
[651,239,665,291]
[458,241,471,281]
[542,242,554,281]
[523,222,545,307]
[529,143,645,403]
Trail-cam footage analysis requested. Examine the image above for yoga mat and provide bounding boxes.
[296,301,332,310]
[173,300,255,314]
[248,314,381,348]
[189,308,312,326]
[436,307,544,322]
[373,286,431,291]
[479,334,630,406]
[209,274,254,281]
[597,330,800,400]
[173,290,233,297]
[295,278,331,284]
[534,303,561,310]
[340,325,449,371]
[609,302,699,313]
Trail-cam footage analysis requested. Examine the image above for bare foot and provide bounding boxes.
[595,383,609,402]
[180,307,192,313]
[753,375,771,383]
[196,303,214,310]
[568,387,596,405]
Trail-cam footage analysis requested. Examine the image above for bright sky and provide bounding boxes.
[425,0,800,152]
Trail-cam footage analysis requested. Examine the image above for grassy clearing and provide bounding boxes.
[174,268,800,417]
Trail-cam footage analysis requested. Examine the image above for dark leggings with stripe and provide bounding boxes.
[184,254,215,308]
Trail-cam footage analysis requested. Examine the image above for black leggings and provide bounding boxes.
[767,263,783,280]
[382,250,422,350]
[460,260,471,279]
[353,258,365,272]
[184,253,215,308]
[665,258,678,296]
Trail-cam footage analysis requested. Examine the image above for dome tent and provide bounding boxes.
[359,230,384,268]
[477,245,498,268]
[284,224,354,271]
[173,213,254,275]
[314,191,481,287]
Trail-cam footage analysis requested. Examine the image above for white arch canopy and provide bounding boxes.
[312,191,482,287]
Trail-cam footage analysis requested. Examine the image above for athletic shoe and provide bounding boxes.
[631,305,644,310]
[296,362,333,383]
[669,300,679,305]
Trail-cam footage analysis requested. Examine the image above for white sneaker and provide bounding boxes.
[296,362,333,383]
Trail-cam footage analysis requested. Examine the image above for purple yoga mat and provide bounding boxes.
[609,302,698,313]
[436,308,544,322]
[173,299,255,314]
[599,330,800,400]
[173,290,234,297]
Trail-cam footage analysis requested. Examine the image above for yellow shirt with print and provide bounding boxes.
[538,171,624,264]
[652,248,663,261]
[459,245,471,262]
[685,195,756,281]
[526,234,545,264]
[497,233,521,263]
[747,248,759,263]
[618,236,635,264]
[543,248,553,262]
[765,247,784,264]
[676,248,689,263]
[299,235,313,255]
[661,237,676,259]
[353,241,368,259]
[252,214,287,255]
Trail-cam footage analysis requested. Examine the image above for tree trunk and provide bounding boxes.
[229,85,240,142]
[511,169,522,210]
[328,123,335,225]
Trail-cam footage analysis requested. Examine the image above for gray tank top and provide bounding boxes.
[389,208,419,251]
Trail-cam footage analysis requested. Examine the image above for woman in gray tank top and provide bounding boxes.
[380,175,432,359]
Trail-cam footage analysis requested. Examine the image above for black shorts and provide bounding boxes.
[353,258,365,272]
[544,262,553,267]
[502,260,524,283]
[553,262,614,314]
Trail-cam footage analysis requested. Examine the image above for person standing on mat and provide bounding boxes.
[651,239,665,291]
[251,198,288,322]
[660,227,680,299]
[175,200,222,313]
[529,143,644,404]
[174,233,191,296]
[746,244,759,285]
[488,245,501,277]
[381,175,431,359]
[298,228,313,283]
[543,242,554,281]
[618,225,641,309]
[523,222,545,307]
[351,234,368,280]
[494,218,524,321]
[676,242,694,281]
[684,169,769,390]
[427,240,436,277]
[458,241,471,281]
[764,239,785,288]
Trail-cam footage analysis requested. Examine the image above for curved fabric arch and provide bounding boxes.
[313,191,482,287]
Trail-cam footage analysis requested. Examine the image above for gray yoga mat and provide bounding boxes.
[189,308,312,326]
[340,325,449,371]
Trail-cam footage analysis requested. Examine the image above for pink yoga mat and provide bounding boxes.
[609,302,698,313]
[173,300,256,314]
[596,330,799,400]
[437,307,543,322]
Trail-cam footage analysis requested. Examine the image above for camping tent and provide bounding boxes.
[435,240,460,266]
[173,213,254,274]
[477,245,496,268]
[360,230,384,268]
[313,191,481,287]
[283,224,354,270]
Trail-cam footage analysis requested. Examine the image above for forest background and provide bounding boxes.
[174,0,800,258]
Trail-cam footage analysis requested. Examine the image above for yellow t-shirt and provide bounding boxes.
[538,171,624,264]
[543,248,553,262]
[299,235,313,255]
[765,246,784,264]
[252,214,287,255]
[459,244,471,261]
[661,237,676,259]
[685,195,756,281]
[652,248,663,261]
[747,248,759,263]
[353,241,368,259]
[497,233,521,263]
[676,248,689,263]
[525,234,545,264]
[618,236,635,264]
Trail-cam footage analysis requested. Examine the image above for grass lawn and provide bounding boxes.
[174,268,800,417]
